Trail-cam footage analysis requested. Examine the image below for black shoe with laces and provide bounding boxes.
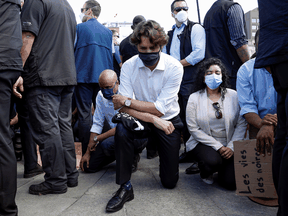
[185,162,200,174]
[24,164,44,178]
[29,182,67,195]
[106,185,134,212]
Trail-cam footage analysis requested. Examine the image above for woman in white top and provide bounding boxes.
[185,58,246,190]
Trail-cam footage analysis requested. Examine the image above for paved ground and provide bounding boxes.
[15,148,278,216]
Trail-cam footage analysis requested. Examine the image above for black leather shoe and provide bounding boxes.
[29,182,67,195]
[24,164,44,178]
[185,162,200,174]
[132,153,140,173]
[106,185,134,212]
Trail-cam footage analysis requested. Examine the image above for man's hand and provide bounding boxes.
[80,152,91,171]
[152,116,175,135]
[112,94,128,110]
[88,141,98,152]
[218,146,234,159]
[261,114,277,127]
[256,124,274,156]
[13,76,24,99]
[10,113,18,126]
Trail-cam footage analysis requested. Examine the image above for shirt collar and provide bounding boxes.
[137,52,165,72]
[172,20,188,30]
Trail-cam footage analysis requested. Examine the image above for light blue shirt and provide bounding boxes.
[162,22,205,66]
[90,91,118,134]
[236,58,277,119]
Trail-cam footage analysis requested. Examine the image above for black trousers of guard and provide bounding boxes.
[15,93,38,172]
[115,115,182,189]
[271,61,288,216]
[0,70,20,216]
[26,86,79,190]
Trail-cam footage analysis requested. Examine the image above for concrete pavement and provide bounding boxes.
[15,149,278,216]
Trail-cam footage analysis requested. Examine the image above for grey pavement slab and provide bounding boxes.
[15,149,278,216]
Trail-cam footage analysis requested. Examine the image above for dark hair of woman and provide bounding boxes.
[193,58,230,100]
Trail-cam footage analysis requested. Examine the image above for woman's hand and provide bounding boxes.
[218,146,234,159]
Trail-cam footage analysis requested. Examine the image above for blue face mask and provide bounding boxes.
[101,81,117,100]
[205,74,222,90]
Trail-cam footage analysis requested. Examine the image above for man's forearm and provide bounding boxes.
[236,44,250,63]
[21,31,35,66]
[244,113,262,129]
[129,99,163,117]
[97,128,116,142]
[180,59,191,67]
[120,106,158,124]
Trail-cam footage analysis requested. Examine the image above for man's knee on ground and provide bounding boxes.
[161,176,178,189]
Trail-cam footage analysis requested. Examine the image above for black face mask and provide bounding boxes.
[138,51,160,66]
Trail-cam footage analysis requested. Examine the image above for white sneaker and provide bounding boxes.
[201,175,214,185]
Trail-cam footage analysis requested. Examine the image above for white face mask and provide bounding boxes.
[79,13,86,22]
[175,10,188,23]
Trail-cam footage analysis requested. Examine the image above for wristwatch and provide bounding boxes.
[124,99,132,107]
[93,136,98,143]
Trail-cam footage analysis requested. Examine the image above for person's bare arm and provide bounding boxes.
[112,94,163,117]
[13,32,35,98]
[244,113,277,129]
[236,44,250,63]
[180,59,191,67]
[21,31,35,66]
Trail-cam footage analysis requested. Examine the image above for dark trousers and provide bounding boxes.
[74,83,100,154]
[271,61,288,216]
[0,70,20,216]
[191,143,236,190]
[83,136,116,173]
[115,115,182,189]
[83,136,147,173]
[26,86,79,190]
[15,93,38,172]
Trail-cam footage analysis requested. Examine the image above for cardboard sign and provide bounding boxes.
[234,139,278,198]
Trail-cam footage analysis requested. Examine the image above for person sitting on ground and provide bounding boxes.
[185,58,246,190]
[236,29,277,156]
[80,69,146,173]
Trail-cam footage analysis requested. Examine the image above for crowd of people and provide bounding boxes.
[0,0,287,215]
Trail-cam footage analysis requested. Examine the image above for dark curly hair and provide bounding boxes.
[130,20,169,47]
[193,58,230,100]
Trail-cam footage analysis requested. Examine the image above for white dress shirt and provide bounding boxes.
[119,52,184,120]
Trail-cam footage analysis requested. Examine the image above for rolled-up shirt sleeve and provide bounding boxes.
[236,63,259,117]
[185,24,206,66]
[227,4,248,50]
[154,64,183,116]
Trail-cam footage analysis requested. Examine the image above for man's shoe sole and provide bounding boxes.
[67,182,78,188]
[106,194,134,212]
[29,187,67,195]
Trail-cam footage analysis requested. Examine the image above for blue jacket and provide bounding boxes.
[75,18,113,83]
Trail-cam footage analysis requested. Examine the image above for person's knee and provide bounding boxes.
[161,175,179,189]
[115,122,131,139]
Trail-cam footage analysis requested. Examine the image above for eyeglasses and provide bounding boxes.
[174,7,189,12]
[212,102,222,119]
[81,8,89,13]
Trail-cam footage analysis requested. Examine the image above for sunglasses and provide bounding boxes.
[81,8,89,13]
[174,7,189,12]
[212,102,223,119]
